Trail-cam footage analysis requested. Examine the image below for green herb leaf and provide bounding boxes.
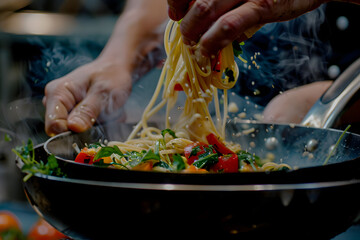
[4,133,12,142]
[232,41,243,57]
[13,139,65,181]
[153,161,170,169]
[193,153,218,169]
[224,68,235,83]
[161,129,177,138]
[94,146,124,161]
[141,149,161,162]
[172,154,186,171]
[323,125,351,165]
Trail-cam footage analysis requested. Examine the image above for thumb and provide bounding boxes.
[67,94,102,132]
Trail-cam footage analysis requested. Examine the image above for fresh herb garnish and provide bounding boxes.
[237,150,262,171]
[172,154,186,171]
[141,149,161,162]
[94,145,124,161]
[224,68,235,82]
[323,125,351,165]
[12,139,65,181]
[232,41,244,57]
[192,153,219,169]
[4,133,12,142]
[161,129,177,138]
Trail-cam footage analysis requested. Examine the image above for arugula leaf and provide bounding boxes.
[161,129,177,138]
[155,139,166,155]
[192,153,218,169]
[224,68,235,83]
[153,161,170,170]
[141,149,160,162]
[4,133,12,142]
[12,139,65,181]
[232,41,244,57]
[94,145,124,161]
[172,154,186,171]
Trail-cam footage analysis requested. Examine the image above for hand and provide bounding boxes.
[43,58,132,136]
[167,0,326,56]
[263,81,332,124]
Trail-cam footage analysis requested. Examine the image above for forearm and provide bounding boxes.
[98,0,168,71]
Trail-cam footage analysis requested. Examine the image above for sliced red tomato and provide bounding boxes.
[211,51,222,72]
[174,83,184,91]
[184,142,211,165]
[74,147,98,164]
[206,133,234,155]
[212,154,239,173]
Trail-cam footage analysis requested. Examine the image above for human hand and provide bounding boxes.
[263,81,332,124]
[167,0,326,56]
[43,59,132,136]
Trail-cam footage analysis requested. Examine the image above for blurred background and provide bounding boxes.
[0,0,359,238]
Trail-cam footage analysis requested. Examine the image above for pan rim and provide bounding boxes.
[28,172,360,191]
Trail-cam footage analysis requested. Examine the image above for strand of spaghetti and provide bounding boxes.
[221,90,228,139]
[182,44,220,137]
[127,60,168,140]
[212,86,222,136]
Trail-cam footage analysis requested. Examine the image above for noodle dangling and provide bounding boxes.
[74,20,291,173]
[127,20,239,143]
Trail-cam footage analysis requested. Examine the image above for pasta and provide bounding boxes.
[74,20,291,173]
[128,20,239,142]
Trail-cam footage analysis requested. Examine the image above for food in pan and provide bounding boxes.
[73,20,291,173]
[74,129,291,173]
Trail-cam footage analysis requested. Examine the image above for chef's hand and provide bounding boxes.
[167,0,360,57]
[262,81,332,124]
[43,0,168,136]
[43,58,132,136]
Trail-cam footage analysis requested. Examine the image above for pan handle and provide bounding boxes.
[301,57,360,128]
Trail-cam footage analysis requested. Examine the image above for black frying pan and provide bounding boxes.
[19,58,360,239]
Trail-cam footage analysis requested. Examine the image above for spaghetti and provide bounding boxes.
[74,20,291,173]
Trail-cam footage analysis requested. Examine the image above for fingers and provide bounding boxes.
[67,94,102,133]
[44,80,78,136]
[198,2,261,56]
[179,0,239,46]
[167,0,192,21]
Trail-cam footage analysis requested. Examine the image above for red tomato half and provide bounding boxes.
[184,142,210,165]
[206,133,234,155]
[74,147,98,164]
[212,154,239,173]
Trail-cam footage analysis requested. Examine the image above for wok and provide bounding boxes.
[19,57,360,239]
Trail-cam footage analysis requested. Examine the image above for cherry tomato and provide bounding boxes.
[206,133,234,155]
[28,218,67,240]
[184,142,211,165]
[212,154,239,173]
[0,211,21,232]
[74,147,98,164]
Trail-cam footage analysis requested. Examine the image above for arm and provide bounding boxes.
[44,0,168,136]
[167,0,360,57]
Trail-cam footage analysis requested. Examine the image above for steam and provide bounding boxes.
[235,6,330,106]
[26,37,105,95]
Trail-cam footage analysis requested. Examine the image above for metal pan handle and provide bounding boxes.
[301,57,360,128]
